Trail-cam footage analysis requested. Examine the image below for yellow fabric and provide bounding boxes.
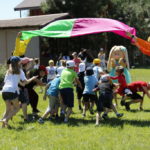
[13,37,31,56]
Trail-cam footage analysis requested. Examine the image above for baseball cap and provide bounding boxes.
[10,56,21,63]
[100,74,110,82]
[93,58,101,64]
[79,63,85,72]
[66,60,75,67]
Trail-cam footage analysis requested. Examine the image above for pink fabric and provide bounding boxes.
[71,18,136,40]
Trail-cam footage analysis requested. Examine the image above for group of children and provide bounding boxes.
[1,49,150,128]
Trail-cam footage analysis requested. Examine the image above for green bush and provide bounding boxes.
[0,64,6,90]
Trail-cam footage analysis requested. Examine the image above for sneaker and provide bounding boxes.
[102,114,108,120]
[64,118,68,123]
[60,112,65,118]
[125,102,130,111]
[38,118,44,124]
[116,113,124,118]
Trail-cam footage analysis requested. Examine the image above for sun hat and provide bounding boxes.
[66,60,75,67]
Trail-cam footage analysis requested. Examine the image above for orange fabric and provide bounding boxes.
[135,38,150,56]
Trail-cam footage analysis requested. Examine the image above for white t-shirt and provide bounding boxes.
[46,66,56,81]
[2,69,27,94]
[56,66,66,76]
[93,66,103,80]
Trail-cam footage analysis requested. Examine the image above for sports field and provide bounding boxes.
[0,69,150,150]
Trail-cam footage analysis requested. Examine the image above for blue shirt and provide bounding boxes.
[47,77,60,97]
[83,75,98,95]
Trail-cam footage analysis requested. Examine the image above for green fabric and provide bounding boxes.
[59,68,77,89]
[21,19,76,40]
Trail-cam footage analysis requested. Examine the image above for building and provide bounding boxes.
[14,0,46,17]
[0,13,68,64]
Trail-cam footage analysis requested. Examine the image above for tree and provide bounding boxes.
[41,0,150,65]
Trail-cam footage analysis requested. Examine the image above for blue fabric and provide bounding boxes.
[83,75,98,95]
[47,77,60,97]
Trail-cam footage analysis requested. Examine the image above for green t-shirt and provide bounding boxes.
[59,68,77,89]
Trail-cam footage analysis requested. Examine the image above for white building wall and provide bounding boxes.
[0,29,39,64]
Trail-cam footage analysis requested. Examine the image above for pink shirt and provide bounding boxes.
[73,58,81,72]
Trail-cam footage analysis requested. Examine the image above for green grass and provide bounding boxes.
[0,68,150,150]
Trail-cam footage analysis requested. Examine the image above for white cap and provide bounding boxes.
[66,60,75,67]
[79,63,85,72]
[100,74,109,82]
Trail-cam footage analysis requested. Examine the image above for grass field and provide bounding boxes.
[0,69,150,150]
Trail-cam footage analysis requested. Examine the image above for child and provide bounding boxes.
[93,58,103,80]
[0,56,36,128]
[95,72,123,126]
[98,48,106,70]
[46,60,56,82]
[82,68,98,117]
[76,62,85,110]
[56,60,66,76]
[72,52,82,73]
[59,60,82,123]
[110,66,127,96]
[38,74,61,124]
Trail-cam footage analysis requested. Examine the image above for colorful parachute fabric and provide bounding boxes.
[21,18,136,40]
[135,38,150,56]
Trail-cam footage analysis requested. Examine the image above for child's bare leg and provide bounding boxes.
[42,107,51,119]
[114,93,118,107]
[22,103,28,120]
[2,99,20,126]
[111,104,123,117]
[83,102,89,116]
[64,107,72,122]
[95,112,102,125]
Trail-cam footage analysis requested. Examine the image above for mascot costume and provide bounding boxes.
[107,45,131,84]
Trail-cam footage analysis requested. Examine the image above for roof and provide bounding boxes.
[14,0,46,11]
[0,13,68,29]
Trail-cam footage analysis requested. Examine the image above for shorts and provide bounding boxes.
[82,94,98,103]
[127,92,143,100]
[97,92,113,112]
[60,88,74,108]
[2,92,18,101]
[19,88,30,104]
[76,87,83,99]
[48,95,60,110]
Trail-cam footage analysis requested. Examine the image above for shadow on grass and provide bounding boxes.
[101,117,150,128]
[125,109,150,113]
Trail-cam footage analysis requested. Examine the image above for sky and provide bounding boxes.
[0,0,28,20]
